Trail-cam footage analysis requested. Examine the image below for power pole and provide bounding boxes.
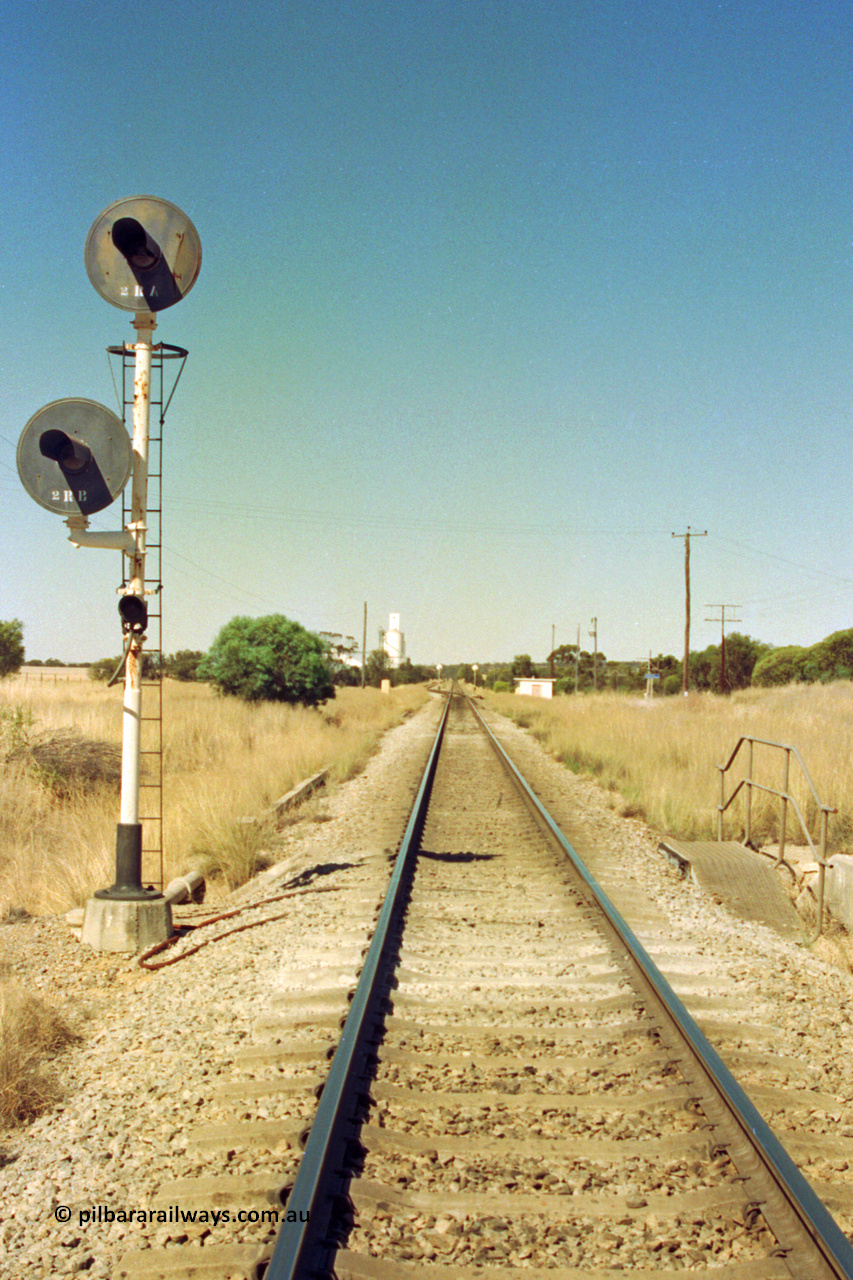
[589,617,598,691]
[705,604,742,694]
[644,650,658,698]
[672,527,707,693]
[575,623,580,694]
[550,624,555,679]
[361,601,367,688]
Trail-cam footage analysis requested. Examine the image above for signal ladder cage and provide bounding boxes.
[108,339,188,892]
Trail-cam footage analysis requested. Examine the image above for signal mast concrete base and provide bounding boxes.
[81,894,172,953]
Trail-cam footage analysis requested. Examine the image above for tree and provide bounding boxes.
[89,653,159,682]
[721,633,771,691]
[688,644,717,691]
[806,629,853,683]
[0,620,24,678]
[89,655,124,682]
[650,653,682,696]
[199,615,335,705]
[393,659,434,684]
[547,644,579,677]
[603,661,645,692]
[332,662,361,687]
[654,653,680,677]
[318,632,361,685]
[511,654,535,678]
[145,652,165,679]
[559,649,607,693]
[750,628,853,688]
[166,650,205,681]
[751,646,808,688]
[364,648,392,687]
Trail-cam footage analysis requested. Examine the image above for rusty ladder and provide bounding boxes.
[110,341,187,890]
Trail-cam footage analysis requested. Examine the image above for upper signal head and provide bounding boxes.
[111,217,162,271]
[85,196,201,312]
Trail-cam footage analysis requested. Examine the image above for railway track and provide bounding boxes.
[119,688,853,1280]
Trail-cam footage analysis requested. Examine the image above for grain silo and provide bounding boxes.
[384,613,406,668]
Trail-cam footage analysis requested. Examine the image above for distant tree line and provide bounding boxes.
[652,631,853,694]
[751,628,853,687]
[473,634,773,696]
[88,650,208,683]
[22,658,91,668]
[8,612,853,700]
[481,630,853,695]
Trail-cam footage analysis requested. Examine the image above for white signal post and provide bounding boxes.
[82,303,171,950]
[120,312,155,832]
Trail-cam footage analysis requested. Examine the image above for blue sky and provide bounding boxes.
[2,0,852,666]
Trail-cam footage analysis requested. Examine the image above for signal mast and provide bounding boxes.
[17,197,201,951]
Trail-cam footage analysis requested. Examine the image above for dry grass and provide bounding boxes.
[485,682,853,853]
[0,984,79,1126]
[0,681,429,913]
[7,726,121,799]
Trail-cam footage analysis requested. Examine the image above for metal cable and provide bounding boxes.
[137,883,343,970]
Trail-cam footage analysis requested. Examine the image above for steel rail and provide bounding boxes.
[467,695,853,1280]
[258,688,453,1280]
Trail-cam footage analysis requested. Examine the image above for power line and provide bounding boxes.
[167,498,674,541]
[716,535,853,585]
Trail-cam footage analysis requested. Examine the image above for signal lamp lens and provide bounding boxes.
[118,595,148,634]
[39,429,92,473]
[112,218,161,270]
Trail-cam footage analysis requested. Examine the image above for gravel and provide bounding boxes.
[2,690,853,1277]
[0,698,442,1279]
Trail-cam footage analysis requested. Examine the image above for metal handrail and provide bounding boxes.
[717,736,836,941]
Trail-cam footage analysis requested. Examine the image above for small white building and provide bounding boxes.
[383,612,406,668]
[514,677,555,699]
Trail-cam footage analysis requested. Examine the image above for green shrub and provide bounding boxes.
[0,621,24,680]
[752,645,809,687]
[199,615,334,705]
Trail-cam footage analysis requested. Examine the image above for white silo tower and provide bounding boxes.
[384,612,406,668]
